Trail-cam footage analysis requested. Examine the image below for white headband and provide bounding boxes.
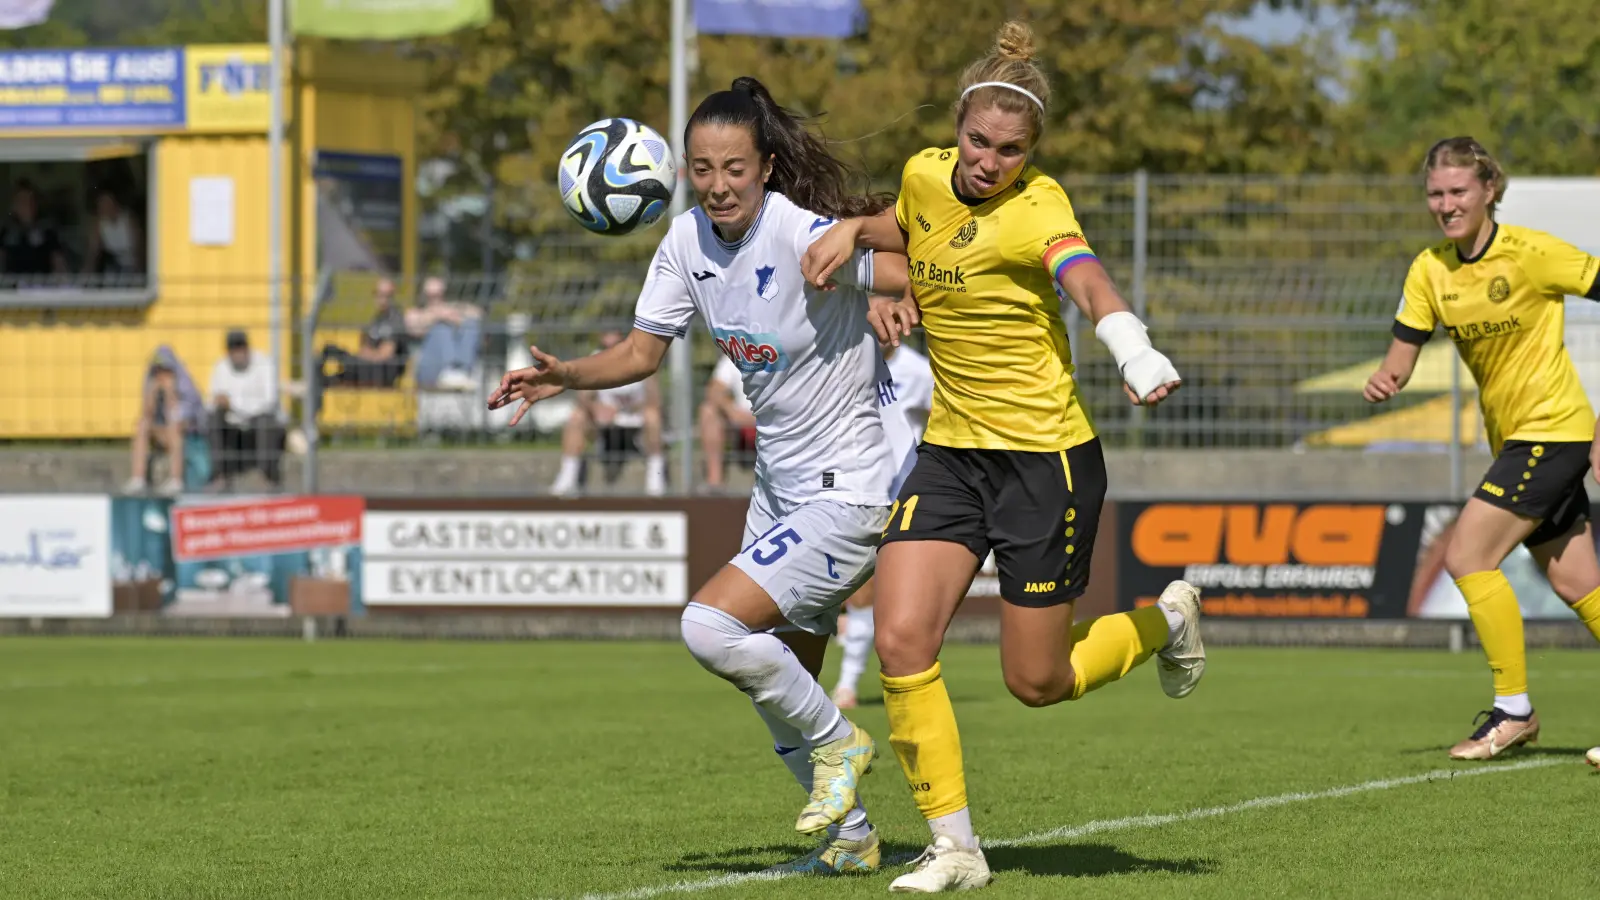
[960,81,1044,112]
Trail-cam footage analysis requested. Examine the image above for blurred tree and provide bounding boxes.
[1336,0,1600,175]
[417,0,1358,243]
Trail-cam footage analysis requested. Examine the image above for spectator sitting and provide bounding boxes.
[83,188,144,283]
[405,275,481,391]
[125,345,205,495]
[207,330,284,492]
[550,330,666,497]
[698,354,757,491]
[0,180,67,282]
[318,277,409,391]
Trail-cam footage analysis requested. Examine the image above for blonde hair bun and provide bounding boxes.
[996,21,1035,62]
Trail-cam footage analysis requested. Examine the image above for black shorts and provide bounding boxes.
[1472,440,1591,547]
[880,440,1107,606]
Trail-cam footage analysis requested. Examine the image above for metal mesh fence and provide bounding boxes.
[10,173,1597,497]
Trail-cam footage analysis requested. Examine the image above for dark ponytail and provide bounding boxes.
[685,76,892,220]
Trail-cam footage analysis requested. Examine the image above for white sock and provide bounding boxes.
[552,455,581,486]
[834,605,875,694]
[929,807,978,850]
[1160,602,1184,646]
[835,803,872,841]
[752,701,813,791]
[1493,693,1533,717]
[681,602,853,746]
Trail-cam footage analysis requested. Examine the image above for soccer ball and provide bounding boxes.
[1587,746,1600,770]
[557,118,676,236]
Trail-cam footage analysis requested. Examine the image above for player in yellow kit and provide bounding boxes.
[1366,136,1600,760]
[803,21,1206,892]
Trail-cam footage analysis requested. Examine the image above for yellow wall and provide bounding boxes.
[0,44,426,441]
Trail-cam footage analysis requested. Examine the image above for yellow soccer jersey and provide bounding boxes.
[1394,222,1600,454]
[894,147,1096,452]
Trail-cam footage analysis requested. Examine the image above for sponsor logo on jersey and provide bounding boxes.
[692,270,716,281]
[1023,581,1057,593]
[909,258,967,292]
[1480,481,1505,497]
[1043,231,1081,248]
[755,264,779,302]
[915,213,932,233]
[713,327,789,374]
[1445,314,1521,343]
[809,217,834,233]
[950,218,979,249]
[1488,275,1511,303]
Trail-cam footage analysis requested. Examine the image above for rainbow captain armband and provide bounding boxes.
[1044,234,1098,283]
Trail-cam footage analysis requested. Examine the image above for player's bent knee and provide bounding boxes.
[1004,670,1076,708]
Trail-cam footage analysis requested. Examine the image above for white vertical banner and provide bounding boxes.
[0,495,112,618]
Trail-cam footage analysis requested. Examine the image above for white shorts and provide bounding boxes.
[732,485,892,636]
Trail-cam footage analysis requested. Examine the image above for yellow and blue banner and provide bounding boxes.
[0,44,271,134]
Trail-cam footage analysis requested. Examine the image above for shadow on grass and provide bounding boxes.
[667,839,1215,879]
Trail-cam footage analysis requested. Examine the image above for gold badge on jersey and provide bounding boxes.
[950,218,978,249]
[1488,275,1511,303]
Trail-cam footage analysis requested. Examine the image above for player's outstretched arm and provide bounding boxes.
[1363,339,1422,404]
[488,329,672,426]
[1058,259,1181,407]
[802,210,908,289]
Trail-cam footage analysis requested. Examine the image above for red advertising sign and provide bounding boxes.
[172,496,365,562]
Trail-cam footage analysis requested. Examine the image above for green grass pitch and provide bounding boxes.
[3,638,1597,899]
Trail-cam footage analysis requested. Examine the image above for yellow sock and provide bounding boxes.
[1067,605,1170,700]
[1456,570,1527,696]
[1571,586,1600,644]
[881,662,967,821]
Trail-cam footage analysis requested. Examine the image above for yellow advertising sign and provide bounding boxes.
[184,44,271,133]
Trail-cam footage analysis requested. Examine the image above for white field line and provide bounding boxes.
[568,757,1563,900]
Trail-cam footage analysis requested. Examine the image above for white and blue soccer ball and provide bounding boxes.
[558,118,676,236]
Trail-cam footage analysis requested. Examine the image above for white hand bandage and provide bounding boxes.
[1095,311,1181,400]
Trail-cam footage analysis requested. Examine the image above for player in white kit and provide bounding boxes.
[833,342,933,710]
[489,77,917,875]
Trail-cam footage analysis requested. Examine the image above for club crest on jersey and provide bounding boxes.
[755,265,779,302]
[1488,275,1511,303]
[950,218,978,249]
[713,327,789,374]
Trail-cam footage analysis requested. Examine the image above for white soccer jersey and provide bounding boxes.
[879,345,934,493]
[634,192,896,506]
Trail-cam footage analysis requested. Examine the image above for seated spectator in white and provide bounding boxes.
[698,355,757,491]
[208,330,284,491]
[0,180,66,282]
[83,188,143,282]
[405,275,481,391]
[550,331,666,497]
[319,277,408,389]
[125,346,205,495]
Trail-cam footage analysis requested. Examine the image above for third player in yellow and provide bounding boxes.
[1367,136,1600,761]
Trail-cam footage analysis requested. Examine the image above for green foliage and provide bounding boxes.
[1337,0,1600,175]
